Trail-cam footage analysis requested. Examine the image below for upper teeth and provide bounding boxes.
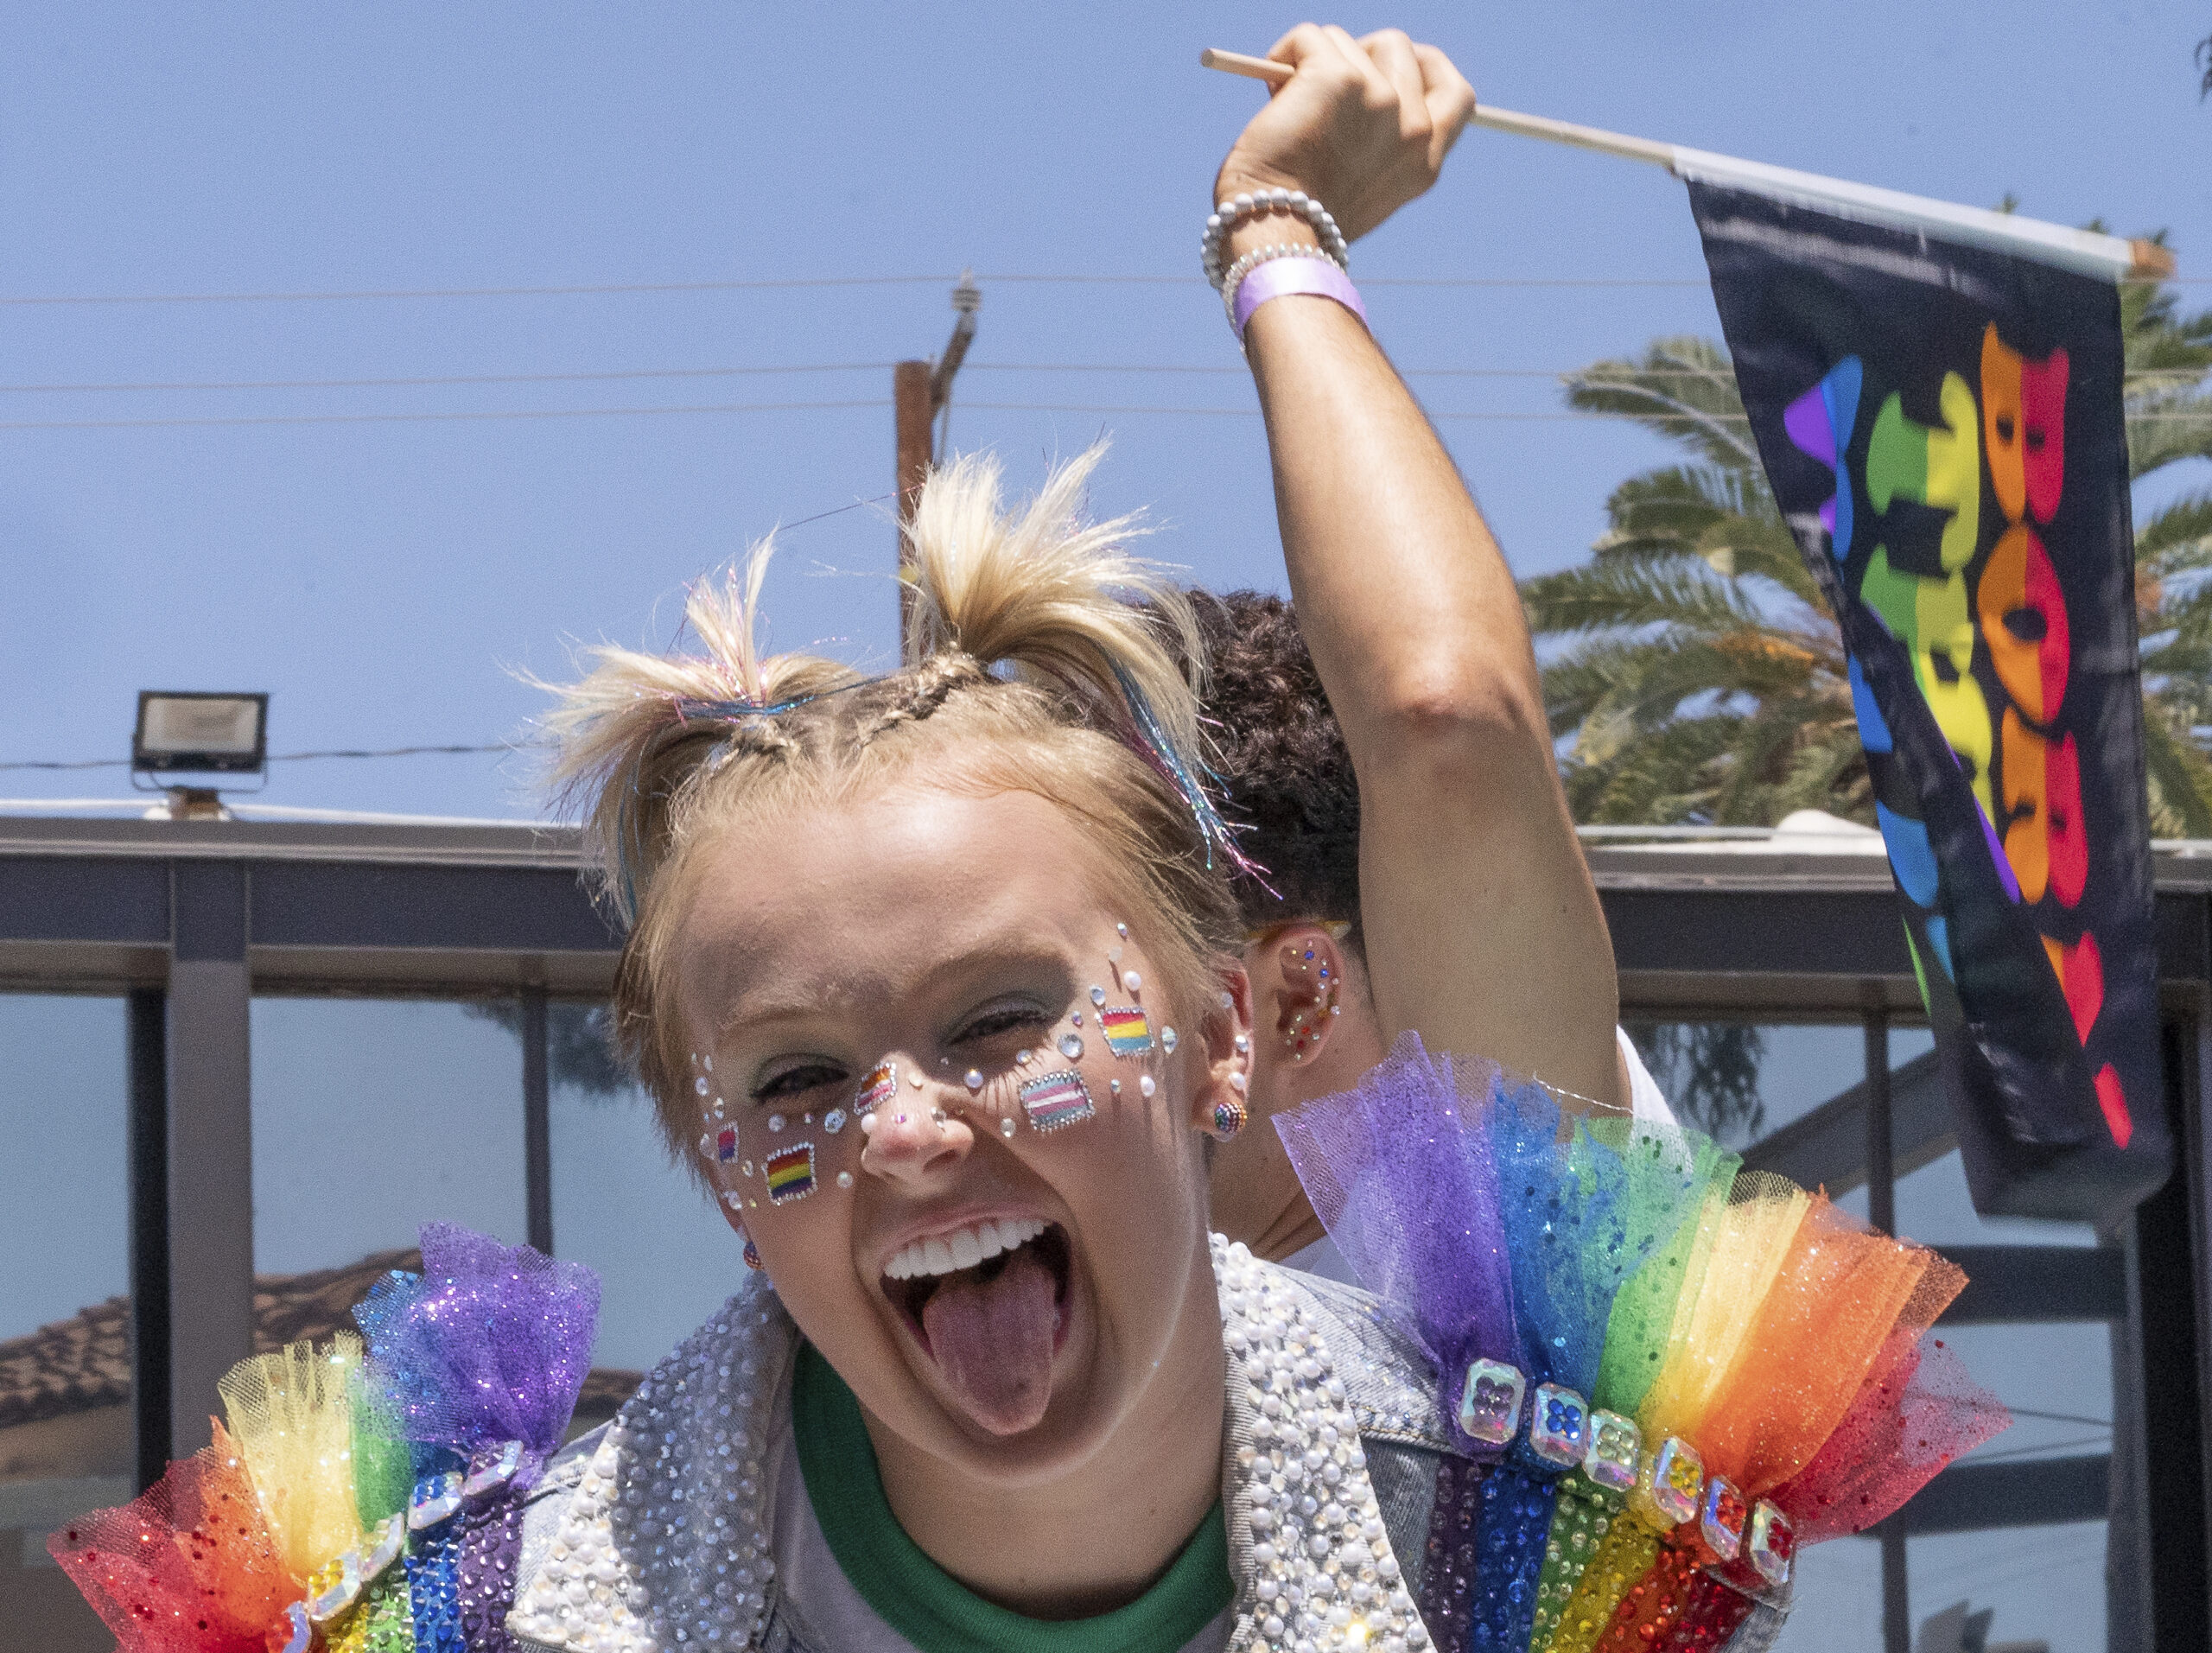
[884,1217,1046,1281]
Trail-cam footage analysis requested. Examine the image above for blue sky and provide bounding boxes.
[2,0,2205,820]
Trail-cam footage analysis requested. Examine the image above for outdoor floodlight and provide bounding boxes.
[131,691,270,775]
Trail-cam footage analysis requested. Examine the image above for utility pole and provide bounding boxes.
[895,270,982,643]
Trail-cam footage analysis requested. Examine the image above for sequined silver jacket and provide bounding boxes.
[506,1240,1788,1653]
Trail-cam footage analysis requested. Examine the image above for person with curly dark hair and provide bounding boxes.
[1192,589,1674,1278]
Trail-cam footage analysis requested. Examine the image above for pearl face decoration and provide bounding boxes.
[963,1070,984,1093]
[1122,970,1142,995]
[1235,1033,1251,1054]
[1139,1075,1156,1098]
[836,1171,854,1190]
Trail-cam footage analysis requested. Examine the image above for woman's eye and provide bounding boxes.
[956,1002,1052,1045]
[753,1062,846,1103]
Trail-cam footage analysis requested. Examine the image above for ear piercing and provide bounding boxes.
[1212,1097,1248,1141]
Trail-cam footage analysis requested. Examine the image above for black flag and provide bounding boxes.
[1689,181,2170,1221]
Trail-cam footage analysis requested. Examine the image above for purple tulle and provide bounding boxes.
[1275,1031,1519,1456]
[354,1224,601,1488]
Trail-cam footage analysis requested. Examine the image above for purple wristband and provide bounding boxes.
[1232,255,1368,340]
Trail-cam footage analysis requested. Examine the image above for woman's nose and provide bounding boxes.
[859,1091,974,1183]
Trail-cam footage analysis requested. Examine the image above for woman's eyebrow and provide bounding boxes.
[712,939,1077,1040]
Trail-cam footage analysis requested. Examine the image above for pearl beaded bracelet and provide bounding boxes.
[1201,188,1349,290]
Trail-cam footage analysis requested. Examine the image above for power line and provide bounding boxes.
[5,360,2202,395]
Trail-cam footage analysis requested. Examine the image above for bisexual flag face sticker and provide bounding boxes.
[1020,1070,1096,1133]
[715,1127,739,1163]
[1100,1007,1153,1056]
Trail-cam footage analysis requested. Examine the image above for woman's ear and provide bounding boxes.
[1189,960,1255,1140]
[1257,924,1351,1068]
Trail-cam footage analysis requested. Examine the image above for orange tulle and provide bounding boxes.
[1696,1196,1963,1495]
[47,1421,299,1653]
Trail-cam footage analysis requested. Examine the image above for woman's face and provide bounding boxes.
[674,783,1248,1483]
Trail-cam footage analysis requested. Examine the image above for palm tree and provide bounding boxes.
[1526,264,2212,835]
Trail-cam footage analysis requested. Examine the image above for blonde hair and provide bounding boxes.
[545,447,1244,1170]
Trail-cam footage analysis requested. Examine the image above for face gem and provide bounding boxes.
[1582,1409,1641,1491]
[723,1191,743,1208]
[703,1055,712,1071]
[1746,1501,1796,1586]
[1700,1475,1749,1562]
[1636,1435,1704,1529]
[462,1438,524,1497]
[1109,1079,1122,1096]
[1122,970,1143,994]
[694,1077,709,1097]
[305,1552,362,1624]
[823,1109,848,1135]
[1016,1049,1032,1066]
[1019,1069,1097,1132]
[741,1159,753,1175]
[1139,1075,1156,1097]
[767,1114,785,1133]
[1234,1033,1251,1053]
[909,1071,925,1088]
[1071,1011,1083,1026]
[964,1069,984,1091]
[1458,1358,1525,1446]
[764,1142,817,1204]
[1100,1007,1154,1055]
[409,1470,464,1530]
[858,1066,902,1119]
[1000,1116,1017,1138]
[1116,922,1129,938]
[836,1170,854,1189]
[1090,986,1108,1007]
[1528,1383,1588,1468]
[715,1128,739,1163]
[1057,1033,1084,1059]
[1160,1026,1178,1053]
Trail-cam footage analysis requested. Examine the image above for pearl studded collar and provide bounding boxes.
[510,1238,1431,1653]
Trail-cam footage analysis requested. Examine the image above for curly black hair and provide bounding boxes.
[1190,588,1363,950]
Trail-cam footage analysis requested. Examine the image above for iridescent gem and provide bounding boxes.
[358,1512,405,1581]
[823,1109,848,1135]
[1116,922,1129,938]
[1634,1435,1703,1529]
[1456,1357,1525,1446]
[1000,1116,1017,1138]
[1139,1075,1156,1097]
[1160,1026,1178,1053]
[1058,1033,1084,1059]
[964,1070,984,1092]
[306,1552,361,1623]
[1582,1409,1640,1491]
[695,1077,709,1097]
[1700,1474,1748,1561]
[836,1171,854,1189]
[409,1470,464,1529]
[279,1600,312,1653]
[1528,1382,1587,1468]
[1746,1500,1795,1586]
[462,1438,523,1497]
[1090,986,1107,1007]
[767,1114,785,1133]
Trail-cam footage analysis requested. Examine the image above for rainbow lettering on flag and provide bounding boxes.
[763,1143,816,1204]
[1099,1007,1153,1056]
[1019,1070,1096,1133]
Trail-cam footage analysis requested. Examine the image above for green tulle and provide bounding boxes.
[349,1371,416,1529]
[1587,1124,1741,1420]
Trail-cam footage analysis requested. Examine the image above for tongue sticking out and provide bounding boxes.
[918,1243,1060,1435]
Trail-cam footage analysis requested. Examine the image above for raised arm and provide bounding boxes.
[1216,24,1625,1106]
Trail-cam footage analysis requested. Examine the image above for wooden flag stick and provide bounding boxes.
[1199,48,2176,281]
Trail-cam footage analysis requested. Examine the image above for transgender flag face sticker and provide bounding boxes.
[1019,1070,1096,1133]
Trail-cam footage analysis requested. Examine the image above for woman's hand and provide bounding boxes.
[1212,25,1476,244]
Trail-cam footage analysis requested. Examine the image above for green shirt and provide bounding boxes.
[790,1343,1234,1653]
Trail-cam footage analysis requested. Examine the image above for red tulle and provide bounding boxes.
[47,1421,298,1653]
[1768,1332,2011,1543]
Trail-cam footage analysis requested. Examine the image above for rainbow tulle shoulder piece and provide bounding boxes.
[52,1227,601,1653]
[1275,1035,2011,1653]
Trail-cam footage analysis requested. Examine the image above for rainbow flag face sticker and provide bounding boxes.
[763,1142,816,1204]
[715,1127,739,1163]
[856,1062,898,1114]
[1099,1007,1153,1056]
[1019,1070,1096,1133]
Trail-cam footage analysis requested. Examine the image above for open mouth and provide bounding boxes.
[880,1217,1073,1436]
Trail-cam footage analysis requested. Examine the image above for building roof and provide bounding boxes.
[0,1250,640,1433]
